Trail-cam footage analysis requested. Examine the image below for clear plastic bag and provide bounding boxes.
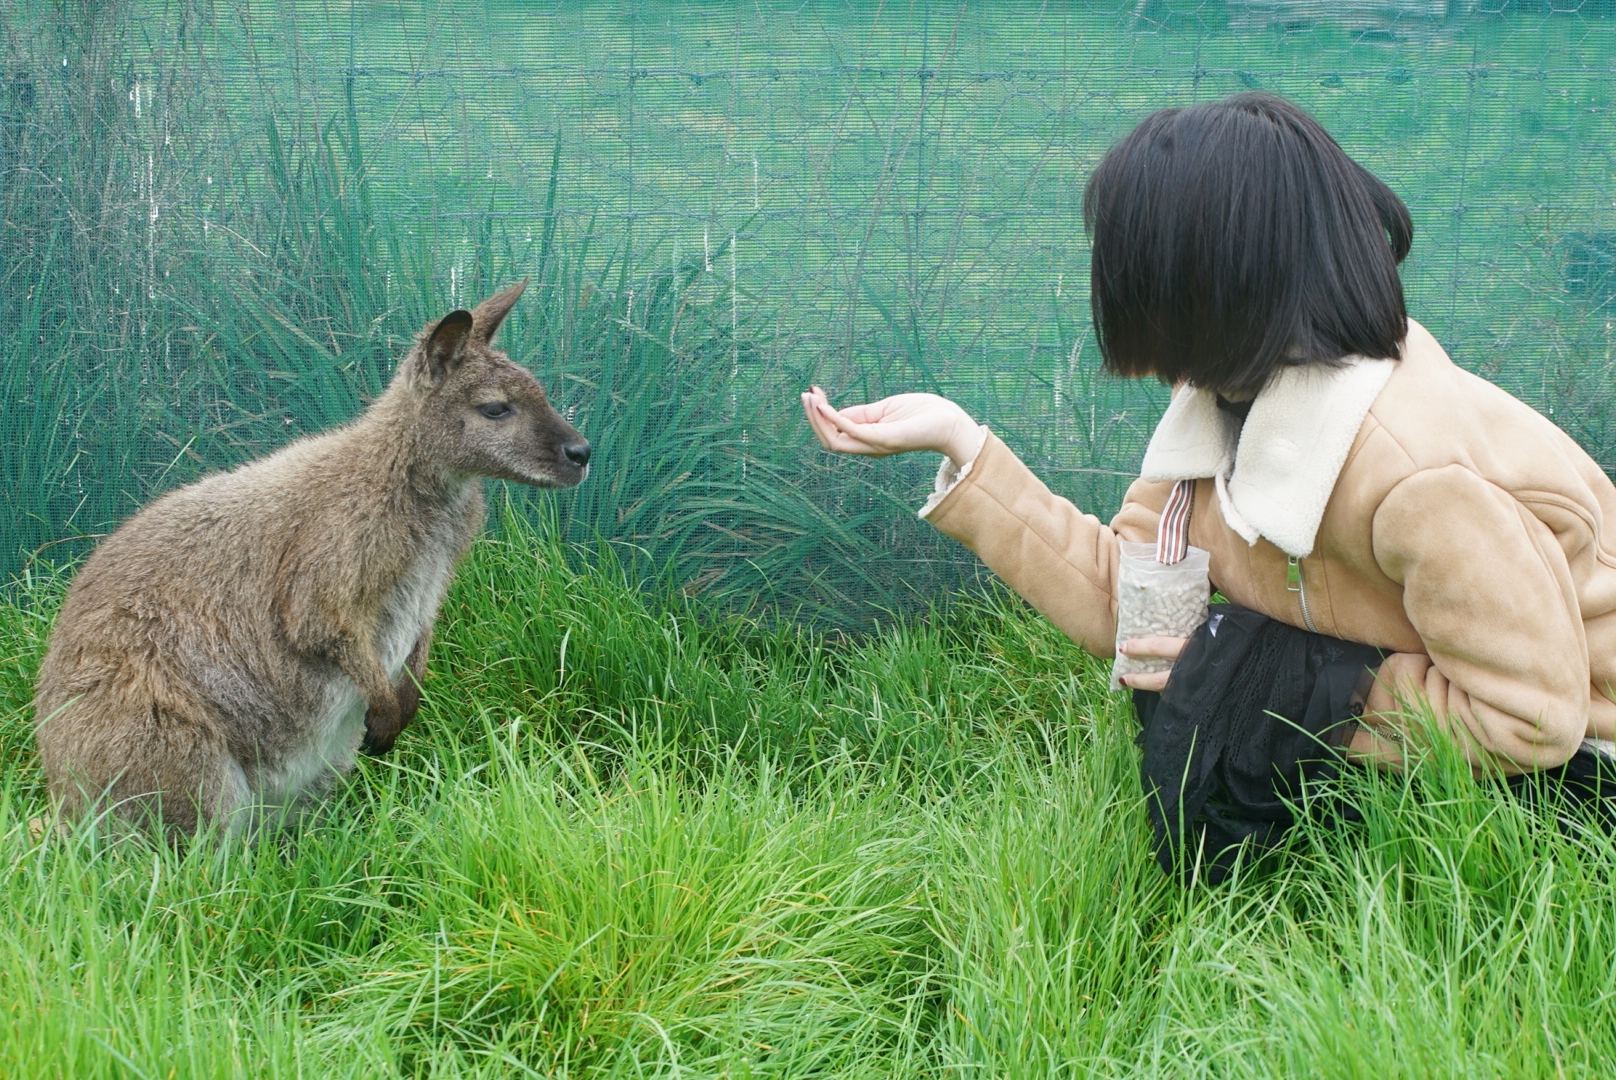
[1110,541,1211,691]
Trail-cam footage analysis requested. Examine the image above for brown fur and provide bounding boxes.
[34,282,589,837]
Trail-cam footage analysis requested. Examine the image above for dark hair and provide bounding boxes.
[1084,92,1412,396]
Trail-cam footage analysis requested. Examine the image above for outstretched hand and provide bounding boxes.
[801,386,980,465]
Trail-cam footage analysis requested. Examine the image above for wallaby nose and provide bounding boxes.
[562,440,591,468]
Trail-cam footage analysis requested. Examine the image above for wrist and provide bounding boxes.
[940,414,981,467]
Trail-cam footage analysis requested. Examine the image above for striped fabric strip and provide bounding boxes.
[1156,478,1194,565]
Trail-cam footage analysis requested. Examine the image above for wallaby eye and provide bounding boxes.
[477,402,513,420]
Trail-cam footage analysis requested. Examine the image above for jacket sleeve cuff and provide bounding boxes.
[918,425,990,519]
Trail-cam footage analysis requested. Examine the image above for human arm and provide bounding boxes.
[922,431,1171,657]
[1367,466,1589,772]
[803,387,1178,659]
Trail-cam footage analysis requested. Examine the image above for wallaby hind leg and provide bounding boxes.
[39,688,250,840]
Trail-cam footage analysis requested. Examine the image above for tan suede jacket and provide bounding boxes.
[924,320,1616,770]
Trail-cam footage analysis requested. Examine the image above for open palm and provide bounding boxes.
[801,387,978,464]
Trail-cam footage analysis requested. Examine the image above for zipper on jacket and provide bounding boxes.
[1287,555,1318,633]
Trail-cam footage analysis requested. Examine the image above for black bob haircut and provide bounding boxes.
[1084,92,1412,396]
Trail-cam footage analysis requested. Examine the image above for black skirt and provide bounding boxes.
[1132,604,1382,885]
[1133,604,1616,885]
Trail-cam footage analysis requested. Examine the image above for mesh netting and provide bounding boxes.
[5,0,1614,624]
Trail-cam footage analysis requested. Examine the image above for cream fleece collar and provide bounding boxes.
[1138,358,1396,558]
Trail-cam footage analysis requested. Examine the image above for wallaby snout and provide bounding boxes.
[34,280,585,838]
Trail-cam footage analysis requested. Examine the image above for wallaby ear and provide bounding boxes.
[470,278,528,344]
[423,310,474,385]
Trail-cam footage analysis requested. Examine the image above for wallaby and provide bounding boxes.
[34,280,589,837]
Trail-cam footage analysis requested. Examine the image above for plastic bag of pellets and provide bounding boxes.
[1110,541,1211,691]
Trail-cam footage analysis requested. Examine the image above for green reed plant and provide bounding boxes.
[1,0,970,624]
[0,0,403,568]
[13,0,1616,621]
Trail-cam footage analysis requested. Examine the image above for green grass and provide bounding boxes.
[5,510,1616,1077]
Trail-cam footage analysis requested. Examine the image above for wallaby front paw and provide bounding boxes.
[395,673,422,731]
[360,725,398,756]
[361,703,402,756]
